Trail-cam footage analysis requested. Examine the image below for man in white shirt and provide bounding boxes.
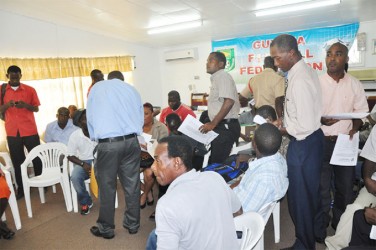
[67,109,97,215]
[146,136,242,250]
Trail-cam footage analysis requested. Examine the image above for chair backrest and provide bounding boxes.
[234,211,265,250]
[21,142,68,179]
[231,142,252,155]
[257,200,277,224]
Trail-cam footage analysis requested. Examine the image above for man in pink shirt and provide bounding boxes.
[318,42,369,241]
[159,90,196,125]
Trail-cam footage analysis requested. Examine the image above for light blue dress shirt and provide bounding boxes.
[86,79,143,140]
[233,152,289,213]
[44,119,78,145]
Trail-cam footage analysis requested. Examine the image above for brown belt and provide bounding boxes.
[324,135,338,142]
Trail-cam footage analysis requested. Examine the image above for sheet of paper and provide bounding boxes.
[138,133,153,152]
[330,132,359,166]
[253,115,267,125]
[323,113,369,120]
[178,114,218,145]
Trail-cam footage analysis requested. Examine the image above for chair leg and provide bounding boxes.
[38,187,45,203]
[52,185,57,193]
[60,181,72,212]
[24,186,33,218]
[71,180,78,213]
[273,202,281,243]
[115,191,118,208]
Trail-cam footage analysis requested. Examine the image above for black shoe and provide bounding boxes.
[123,225,138,235]
[315,237,325,244]
[16,191,24,200]
[90,226,114,239]
[0,223,15,240]
[280,247,294,250]
[140,201,146,209]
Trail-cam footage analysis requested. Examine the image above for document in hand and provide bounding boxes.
[178,114,218,145]
[323,113,369,120]
[329,132,359,166]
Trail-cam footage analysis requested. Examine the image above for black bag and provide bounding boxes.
[140,151,154,168]
[202,154,250,183]
[0,83,7,121]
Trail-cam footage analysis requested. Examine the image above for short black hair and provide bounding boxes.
[211,51,227,68]
[7,65,21,74]
[108,70,124,81]
[143,102,154,112]
[158,136,193,171]
[264,56,275,69]
[256,105,277,121]
[254,123,282,156]
[165,113,182,132]
[270,34,299,54]
[168,90,180,100]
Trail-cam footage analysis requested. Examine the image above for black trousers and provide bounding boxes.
[209,120,240,164]
[7,133,41,191]
[319,138,355,236]
[348,209,376,248]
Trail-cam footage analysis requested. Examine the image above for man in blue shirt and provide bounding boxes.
[44,107,78,145]
[87,70,143,239]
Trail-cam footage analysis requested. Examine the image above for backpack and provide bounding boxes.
[0,83,7,121]
[202,154,250,183]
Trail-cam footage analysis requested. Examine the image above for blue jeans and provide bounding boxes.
[146,229,157,250]
[71,160,92,206]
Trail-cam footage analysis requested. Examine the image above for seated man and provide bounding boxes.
[44,107,78,145]
[67,109,97,215]
[159,90,196,125]
[231,123,289,213]
[146,136,242,250]
[165,113,207,171]
[345,207,376,248]
[326,125,376,250]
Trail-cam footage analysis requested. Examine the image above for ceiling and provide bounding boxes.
[1,0,375,48]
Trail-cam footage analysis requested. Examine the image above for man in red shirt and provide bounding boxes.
[0,65,41,199]
[159,90,196,125]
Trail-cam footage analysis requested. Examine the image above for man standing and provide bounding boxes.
[87,70,143,239]
[239,56,285,117]
[159,90,196,125]
[44,107,78,145]
[270,34,324,249]
[200,51,240,164]
[146,136,242,249]
[0,65,41,199]
[318,42,369,239]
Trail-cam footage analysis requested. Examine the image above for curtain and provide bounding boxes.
[0,56,134,151]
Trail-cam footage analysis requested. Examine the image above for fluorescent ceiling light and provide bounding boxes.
[254,0,341,17]
[148,20,202,35]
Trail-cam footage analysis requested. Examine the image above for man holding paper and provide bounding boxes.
[318,42,369,240]
[200,52,240,164]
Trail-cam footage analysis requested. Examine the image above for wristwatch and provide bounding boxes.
[80,161,84,166]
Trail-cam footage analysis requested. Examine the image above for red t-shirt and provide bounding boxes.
[159,104,196,125]
[3,83,40,137]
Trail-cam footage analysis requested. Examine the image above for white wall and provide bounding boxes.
[358,20,376,69]
[0,10,163,106]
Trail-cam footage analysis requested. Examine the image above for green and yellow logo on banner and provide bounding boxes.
[217,48,235,72]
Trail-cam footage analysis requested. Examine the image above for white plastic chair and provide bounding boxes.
[258,200,281,243]
[20,143,72,218]
[1,166,21,230]
[234,211,265,250]
[0,152,17,190]
[69,161,118,213]
[201,149,211,169]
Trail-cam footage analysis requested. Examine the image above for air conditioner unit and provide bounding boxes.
[164,48,198,61]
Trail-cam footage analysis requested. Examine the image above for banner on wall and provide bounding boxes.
[212,23,359,85]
